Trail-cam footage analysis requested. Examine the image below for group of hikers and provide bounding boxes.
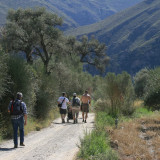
[7,90,91,148]
[57,90,91,124]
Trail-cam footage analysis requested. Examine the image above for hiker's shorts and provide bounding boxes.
[60,108,67,115]
[81,104,89,113]
[72,107,80,117]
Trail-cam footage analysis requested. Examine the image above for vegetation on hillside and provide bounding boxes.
[65,0,160,75]
[1,6,160,160]
[0,0,142,29]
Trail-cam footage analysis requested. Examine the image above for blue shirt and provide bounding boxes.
[8,99,27,119]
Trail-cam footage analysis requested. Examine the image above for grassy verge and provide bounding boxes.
[77,100,158,160]
[77,112,118,160]
[107,100,160,159]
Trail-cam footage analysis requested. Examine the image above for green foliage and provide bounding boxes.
[78,112,118,160]
[78,130,118,160]
[0,50,9,99]
[34,70,58,119]
[95,72,135,117]
[7,54,38,115]
[96,112,115,129]
[144,67,160,110]
[76,35,110,72]
[1,7,63,74]
[134,68,149,98]
[133,107,152,118]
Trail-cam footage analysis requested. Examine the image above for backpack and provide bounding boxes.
[10,99,23,115]
[72,97,80,106]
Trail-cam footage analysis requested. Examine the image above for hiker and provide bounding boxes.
[58,92,70,123]
[71,93,80,124]
[81,90,91,123]
[8,92,27,148]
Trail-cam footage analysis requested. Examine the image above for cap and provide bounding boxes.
[73,93,77,96]
[17,92,23,99]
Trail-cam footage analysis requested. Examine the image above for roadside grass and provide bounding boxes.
[77,100,160,160]
[108,100,160,160]
[25,108,59,134]
[77,112,118,160]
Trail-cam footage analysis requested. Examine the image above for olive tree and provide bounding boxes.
[1,7,63,74]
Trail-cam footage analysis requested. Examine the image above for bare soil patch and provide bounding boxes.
[108,114,160,160]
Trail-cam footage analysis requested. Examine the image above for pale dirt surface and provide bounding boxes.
[0,113,95,160]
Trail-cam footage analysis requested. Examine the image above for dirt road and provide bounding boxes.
[0,113,95,160]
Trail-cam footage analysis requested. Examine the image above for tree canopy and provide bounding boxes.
[1,7,63,74]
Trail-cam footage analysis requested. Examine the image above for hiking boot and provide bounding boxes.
[76,119,78,123]
[85,120,87,123]
[20,143,25,146]
[62,119,65,123]
[14,144,18,148]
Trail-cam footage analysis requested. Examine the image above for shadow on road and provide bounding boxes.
[0,147,15,151]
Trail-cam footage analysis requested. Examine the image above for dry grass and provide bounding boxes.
[108,113,160,160]
[134,100,143,108]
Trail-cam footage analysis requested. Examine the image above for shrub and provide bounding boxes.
[134,68,149,98]
[97,72,135,117]
[0,50,9,99]
[144,67,160,110]
[78,130,109,159]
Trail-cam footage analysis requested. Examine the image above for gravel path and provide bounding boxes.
[0,113,95,160]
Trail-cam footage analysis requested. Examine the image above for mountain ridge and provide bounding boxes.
[65,0,160,75]
[0,0,142,29]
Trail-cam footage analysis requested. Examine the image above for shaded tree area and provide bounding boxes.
[1,8,109,74]
[0,7,110,138]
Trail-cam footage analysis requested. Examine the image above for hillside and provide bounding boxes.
[65,0,160,75]
[0,0,142,30]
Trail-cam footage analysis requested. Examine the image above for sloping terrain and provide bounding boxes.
[66,0,160,74]
[0,0,142,29]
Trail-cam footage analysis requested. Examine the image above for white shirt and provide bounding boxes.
[58,96,69,109]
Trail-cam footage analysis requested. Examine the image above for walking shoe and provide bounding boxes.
[14,144,18,148]
[82,119,84,122]
[85,120,87,123]
[62,119,65,123]
[73,120,76,124]
[76,119,78,123]
[20,143,25,146]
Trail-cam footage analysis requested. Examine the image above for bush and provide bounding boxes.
[134,68,149,98]
[0,50,9,99]
[0,54,37,138]
[7,54,38,115]
[144,67,160,110]
[96,72,135,117]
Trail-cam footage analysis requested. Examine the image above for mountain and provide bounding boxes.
[0,0,142,30]
[65,0,160,75]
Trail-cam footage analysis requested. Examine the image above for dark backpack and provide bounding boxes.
[72,97,80,106]
[10,99,23,115]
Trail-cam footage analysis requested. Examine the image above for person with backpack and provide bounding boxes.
[8,92,27,148]
[58,92,70,123]
[71,93,80,124]
[81,90,91,123]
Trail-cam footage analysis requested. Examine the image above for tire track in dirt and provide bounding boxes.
[0,113,95,160]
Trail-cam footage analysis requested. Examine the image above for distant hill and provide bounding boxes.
[0,0,142,30]
[65,0,160,75]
